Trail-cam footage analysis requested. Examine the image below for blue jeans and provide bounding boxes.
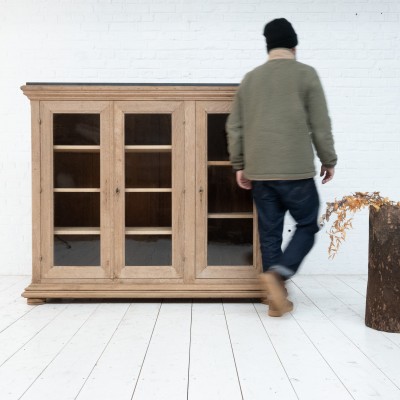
[251,178,320,279]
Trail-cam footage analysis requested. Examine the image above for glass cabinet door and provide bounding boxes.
[40,101,112,279]
[114,101,185,279]
[195,101,261,279]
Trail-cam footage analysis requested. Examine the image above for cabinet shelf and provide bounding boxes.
[54,145,100,152]
[54,188,101,192]
[208,213,253,219]
[54,227,100,234]
[125,145,172,152]
[125,188,172,192]
[126,227,172,235]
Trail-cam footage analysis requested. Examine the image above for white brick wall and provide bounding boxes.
[1,0,399,275]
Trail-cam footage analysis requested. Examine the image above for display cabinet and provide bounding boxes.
[21,84,262,304]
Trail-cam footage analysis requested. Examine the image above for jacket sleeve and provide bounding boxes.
[226,85,244,171]
[307,69,338,168]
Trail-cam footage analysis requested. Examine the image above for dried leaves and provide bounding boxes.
[320,192,400,259]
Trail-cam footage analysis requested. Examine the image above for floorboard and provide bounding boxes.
[20,303,129,400]
[188,301,243,400]
[76,302,161,400]
[131,300,191,400]
[224,300,297,400]
[0,303,98,399]
[0,303,68,366]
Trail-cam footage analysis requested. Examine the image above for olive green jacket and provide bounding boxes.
[226,50,337,180]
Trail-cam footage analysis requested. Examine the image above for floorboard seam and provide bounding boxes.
[74,302,133,400]
[130,300,162,400]
[222,300,245,400]
[252,301,300,400]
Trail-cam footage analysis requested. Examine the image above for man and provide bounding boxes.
[226,18,337,317]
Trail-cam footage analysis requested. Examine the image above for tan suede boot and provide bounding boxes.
[259,272,293,317]
[261,281,288,305]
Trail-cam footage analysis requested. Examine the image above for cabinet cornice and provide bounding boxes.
[21,84,238,101]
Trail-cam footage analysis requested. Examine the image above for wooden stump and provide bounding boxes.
[365,205,400,332]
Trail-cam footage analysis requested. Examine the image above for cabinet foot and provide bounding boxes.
[27,298,46,305]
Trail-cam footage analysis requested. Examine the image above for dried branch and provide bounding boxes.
[320,192,400,259]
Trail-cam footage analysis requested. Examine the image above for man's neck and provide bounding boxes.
[268,48,296,61]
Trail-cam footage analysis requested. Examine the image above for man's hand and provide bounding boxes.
[320,166,335,184]
[236,170,252,190]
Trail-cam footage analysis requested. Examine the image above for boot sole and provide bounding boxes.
[259,273,287,315]
[268,300,294,317]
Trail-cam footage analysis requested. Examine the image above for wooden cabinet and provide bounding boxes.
[21,84,262,304]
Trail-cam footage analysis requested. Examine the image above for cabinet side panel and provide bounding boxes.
[40,102,54,278]
[31,101,41,282]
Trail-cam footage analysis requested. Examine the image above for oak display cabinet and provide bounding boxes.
[21,84,263,304]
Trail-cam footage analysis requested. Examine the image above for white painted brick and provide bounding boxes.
[1,0,400,275]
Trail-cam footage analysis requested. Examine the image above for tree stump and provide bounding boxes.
[365,204,400,332]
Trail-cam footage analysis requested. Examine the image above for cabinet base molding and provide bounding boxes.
[26,298,47,305]
[22,284,263,304]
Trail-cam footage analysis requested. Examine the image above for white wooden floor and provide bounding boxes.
[1,275,400,400]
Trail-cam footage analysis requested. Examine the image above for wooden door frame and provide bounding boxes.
[40,100,113,279]
[113,101,185,280]
[195,101,262,280]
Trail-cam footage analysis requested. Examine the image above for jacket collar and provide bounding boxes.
[268,48,296,61]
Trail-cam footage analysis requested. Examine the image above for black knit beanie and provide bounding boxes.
[263,18,298,52]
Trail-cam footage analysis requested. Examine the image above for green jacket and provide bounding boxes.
[226,55,337,180]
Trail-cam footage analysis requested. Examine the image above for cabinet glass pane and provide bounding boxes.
[54,152,100,188]
[208,114,229,161]
[54,193,100,227]
[125,235,171,266]
[54,114,100,145]
[125,193,171,227]
[54,235,100,266]
[208,167,253,213]
[208,219,253,266]
[125,152,171,188]
[125,114,171,145]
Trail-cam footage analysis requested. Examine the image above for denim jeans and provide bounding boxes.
[251,178,320,279]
